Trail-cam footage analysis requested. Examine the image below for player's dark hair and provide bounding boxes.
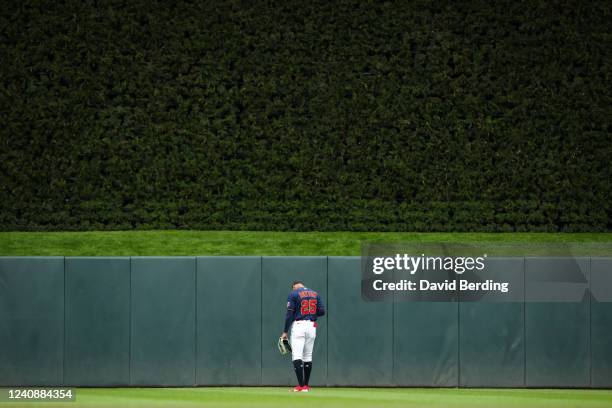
[292,280,304,288]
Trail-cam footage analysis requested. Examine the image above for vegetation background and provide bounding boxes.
[1,0,610,232]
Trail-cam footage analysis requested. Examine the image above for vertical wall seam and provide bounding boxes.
[457,280,460,388]
[260,256,263,386]
[128,256,132,386]
[194,257,198,386]
[62,256,66,386]
[523,256,526,387]
[392,268,395,387]
[589,256,592,388]
[326,256,329,387]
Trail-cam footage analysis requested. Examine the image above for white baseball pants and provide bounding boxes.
[290,320,317,362]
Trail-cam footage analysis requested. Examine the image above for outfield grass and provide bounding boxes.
[1,231,611,256]
[2,387,612,408]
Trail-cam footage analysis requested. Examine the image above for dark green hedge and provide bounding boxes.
[1,0,611,231]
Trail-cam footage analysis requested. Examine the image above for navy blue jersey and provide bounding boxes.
[287,287,324,321]
[284,287,325,332]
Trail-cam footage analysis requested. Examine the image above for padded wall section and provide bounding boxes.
[196,257,262,385]
[327,257,393,385]
[261,257,327,385]
[525,257,590,387]
[130,257,196,385]
[591,257,612,388]
[393,263,459,387]
[459,257,525,387]
[394,302,459,386]
[64,257,130,385]
[0,257,64,385]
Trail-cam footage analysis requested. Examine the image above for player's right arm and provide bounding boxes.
[282,292,297,337]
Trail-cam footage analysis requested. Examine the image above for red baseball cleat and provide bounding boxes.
[292,386,303,392]
[303,385,311,391]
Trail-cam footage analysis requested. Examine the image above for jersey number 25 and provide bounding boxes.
[300,299,317,315]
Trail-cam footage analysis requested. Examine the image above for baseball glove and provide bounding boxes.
[278,336,291,355]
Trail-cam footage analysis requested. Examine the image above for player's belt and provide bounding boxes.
[294,320,318,328]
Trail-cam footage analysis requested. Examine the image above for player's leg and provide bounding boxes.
[303,362,312,388]
[290,323,306,389]
[302,323,317,388]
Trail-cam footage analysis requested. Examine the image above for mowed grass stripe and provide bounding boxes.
[1,231,611,256]
[2,387,612,408]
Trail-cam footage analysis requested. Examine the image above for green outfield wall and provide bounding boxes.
[0,256,611,388]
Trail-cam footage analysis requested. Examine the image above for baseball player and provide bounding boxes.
[281,280,325,392]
